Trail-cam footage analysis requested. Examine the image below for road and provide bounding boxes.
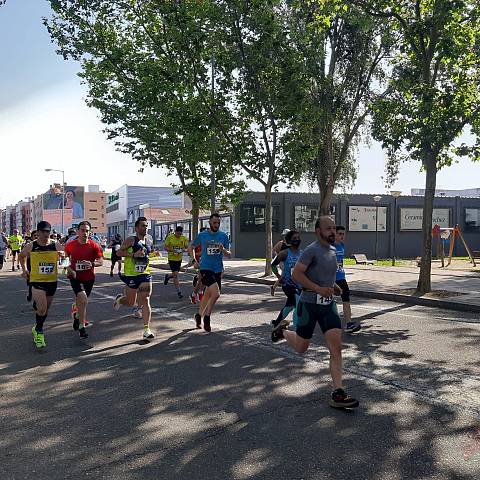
[1,264,479,479]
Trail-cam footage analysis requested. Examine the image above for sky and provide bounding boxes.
[1,0,479,208]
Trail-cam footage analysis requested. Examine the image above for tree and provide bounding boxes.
[354,0,480,293]
[46,0,244,238]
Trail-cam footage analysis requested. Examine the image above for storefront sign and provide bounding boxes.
[400,208,450,230]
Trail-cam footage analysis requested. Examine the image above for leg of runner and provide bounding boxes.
[0,254,3,270]
[31,288,49,349]
[11,251,16,271]
[171,270,183,299]
[76,290,89,338]
[137,281,154,339]
[272,286,296,327]
[114,286,137,309]
[199,281,220,332]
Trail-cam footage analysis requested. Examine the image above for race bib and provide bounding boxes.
[207,245,221,256]
[337,262,344,272]
[38,263,55,274]
[316,294,333,305]
[173,247,183,254]
[76,261,91,271]
[135,264,147,273]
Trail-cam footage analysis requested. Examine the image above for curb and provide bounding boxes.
[151,264,480,313]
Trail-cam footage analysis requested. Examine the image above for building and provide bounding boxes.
[84,185,107,235]
[412,187,480,197]
[106,185,190,239]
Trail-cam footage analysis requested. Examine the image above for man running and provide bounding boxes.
[335,226,359,333]
[271,229,302,327]
[64,221,104,339]
[188,213,230,332]
[113,217,154,340]
[270,228,290,296]
[271,216,359,409]
[8,229,23,271]
[163,225,188,299]
[0,231,8,270]
[19,221,63,349]
[189,227,207,304]
[109,233,123,277]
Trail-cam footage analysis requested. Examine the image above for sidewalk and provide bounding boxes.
[153,257,480,313]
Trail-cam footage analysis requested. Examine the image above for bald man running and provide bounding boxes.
[271,216,359,409]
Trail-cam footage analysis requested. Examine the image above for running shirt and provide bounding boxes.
[335,241,346,281]
[123,236,152,276]
[282,248,302,288]
[29,241,58,283]
[297,241,337,304]
[8,234,23,251]
[165,234,188,262]
[111,239,122,257]
[192,230,230,273]
[64,239,103,282]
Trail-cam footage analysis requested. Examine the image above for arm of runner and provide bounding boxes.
[292,262,334,297]
[18,242,32,279]
[94,244,104,267]
[271,251,287,280]
[272,240,282,256]
[221,235,231,258]
[333,283,343,296]
[116,237,134,258]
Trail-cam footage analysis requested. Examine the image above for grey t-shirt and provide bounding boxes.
[298,240,337,304]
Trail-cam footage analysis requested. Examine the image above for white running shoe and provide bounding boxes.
[113,294,123,311]
[143,327,155,339]
[133,306,143,318]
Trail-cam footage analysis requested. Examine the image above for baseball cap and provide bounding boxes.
[282,228,290,236]
[37,221,52,232]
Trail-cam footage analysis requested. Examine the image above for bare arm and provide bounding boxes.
[18,242,33,278]
[116,237,135,258]
[271,250,287,280]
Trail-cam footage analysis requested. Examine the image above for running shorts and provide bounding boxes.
[200,270,222,290]
[168,260,182,273]
[30,281,57,297]
[11,250,20,258]
[282,285,300,308]
[119,274,152,289]
[335,279,350,303]
[111,254,120,264]
[294,301,341,339]
[69,278,95,297]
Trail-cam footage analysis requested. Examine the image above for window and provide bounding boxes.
[240,204,280,232]
[464,208,480,231]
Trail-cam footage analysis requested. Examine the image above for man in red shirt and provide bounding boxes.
[64,221,103,338]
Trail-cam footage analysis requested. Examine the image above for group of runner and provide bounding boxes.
[12,212,358,409]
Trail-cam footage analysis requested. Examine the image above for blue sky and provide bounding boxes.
[1,0,479,208]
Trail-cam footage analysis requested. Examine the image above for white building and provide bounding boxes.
[411,187,480,197]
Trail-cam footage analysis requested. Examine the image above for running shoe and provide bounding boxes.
[177,291,184,300]
[344,322,361,334]
[203,315,211,332]
[71,303,79,330]
[270,285,275,296]
[32,326,46,349]
[271,319,289,343]
[113,294,123,311]
[143,327,155,339]
[79,327,88,339]
[133,306,143,318]
[194,313,202,329]
[190,292,197,305]
[329,388,359,409]
[163,274,170,285]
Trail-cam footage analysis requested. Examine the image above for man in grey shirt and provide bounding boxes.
[271,216,359,409]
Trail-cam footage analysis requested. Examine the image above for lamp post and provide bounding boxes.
[373,195,382,261]
[390,190,402,266]
[45,168,65,235]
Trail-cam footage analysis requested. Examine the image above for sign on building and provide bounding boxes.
[400,208,450,230]
[348,206,387,232]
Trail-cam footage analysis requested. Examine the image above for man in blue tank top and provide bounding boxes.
[271,229,302,327]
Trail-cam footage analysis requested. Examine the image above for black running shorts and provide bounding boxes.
[335,279,350,303]
[295,301,341,339]
[30,281,58,297]
[69,278,95,297]
[168,260,182,273]
[200,270,222,290]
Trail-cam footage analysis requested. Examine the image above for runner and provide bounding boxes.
[271,229,302,327]
[109,233,123,277]
[113,216,154,340]
[163,225,188,299]
[25,230,38,302]
[189,227,207,304]
[0,231,8,270]
[64,221,104,339]
[270,228,290,296]
[188,213,230,332]
[8,229,23,271]
[271,216,359,409]
[18,221,63,349]
[335,226,359,333]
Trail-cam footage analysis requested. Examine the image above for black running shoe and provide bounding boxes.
[177,291,184,299]
[203,315,211,332]
[345,322,361,334]
[271,319,289,343]
[194,313,202,329]
[329,388,359,409]
[163,274,170,285]
[271,317,282,327]
[79,327,88,339]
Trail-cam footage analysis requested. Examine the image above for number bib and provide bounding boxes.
[76,261,91,271]
[38,263,55,274]
[316,294,333,305]
[337,262,344,273]
[134,258,148,273]
[207,245,221,256]
[173,247,183,254]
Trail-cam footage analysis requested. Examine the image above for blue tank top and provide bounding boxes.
[283,248,301,287]
[335,242,346,281]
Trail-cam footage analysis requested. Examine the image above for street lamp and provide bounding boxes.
[45,168,65,235]
[390,190,402,266]
[373,195,382,261]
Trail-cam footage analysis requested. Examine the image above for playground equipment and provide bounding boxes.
[432,224,476,267]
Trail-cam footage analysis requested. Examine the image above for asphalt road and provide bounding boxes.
[1,264,479,480]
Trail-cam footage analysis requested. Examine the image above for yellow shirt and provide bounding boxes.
[29,246,58,283]
[165,234,188,261]
[8,234,23,251]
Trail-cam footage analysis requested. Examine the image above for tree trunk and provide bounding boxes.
[417,152,437,294]
[318,180,335,216]
[264,186,273,276]
[191,197,200,240]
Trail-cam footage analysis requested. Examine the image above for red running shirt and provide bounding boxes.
[64,239,103,281]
